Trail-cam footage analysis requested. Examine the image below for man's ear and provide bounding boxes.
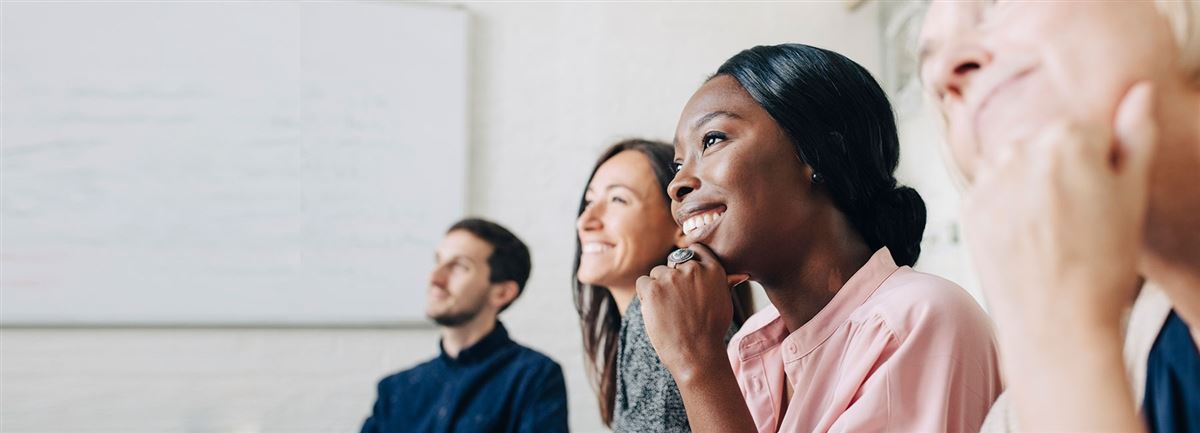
[490,280,520,310]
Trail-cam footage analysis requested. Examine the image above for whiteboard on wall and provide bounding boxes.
[0,2,467,325]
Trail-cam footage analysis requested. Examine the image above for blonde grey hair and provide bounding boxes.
[1157,0,1200,86]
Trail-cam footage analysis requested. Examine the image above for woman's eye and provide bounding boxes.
[611,196,628,205]
[702,131,726,150]
[671,162,683,174]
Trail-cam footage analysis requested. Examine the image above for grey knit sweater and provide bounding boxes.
[612,298,741,433]
[612,296,691,433]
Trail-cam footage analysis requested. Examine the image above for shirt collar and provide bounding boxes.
[439,321,511,365]
[781,247,899,362]
[736,305,789,360]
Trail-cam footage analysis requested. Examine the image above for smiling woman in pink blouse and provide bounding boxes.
[635,44,1003,433]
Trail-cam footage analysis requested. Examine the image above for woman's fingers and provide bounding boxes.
[648,264,673,281]
[635,275,658,300]
[683,242,750,287]
[683,242,719,268]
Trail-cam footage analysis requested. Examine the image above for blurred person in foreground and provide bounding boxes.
[918,2,1200,431]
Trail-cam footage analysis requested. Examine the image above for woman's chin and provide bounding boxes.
[577,271,615,289]
[707,241,746,274]
[579,266,651,292]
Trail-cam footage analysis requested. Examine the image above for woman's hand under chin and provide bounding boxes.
[959,82,1159,433]
[962,82,1158,332]
[635,243,748,382]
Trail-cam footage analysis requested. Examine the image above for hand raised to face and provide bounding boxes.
[961,82,1158,331]
[635,243,749,379]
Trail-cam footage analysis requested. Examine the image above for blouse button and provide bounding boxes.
[787,344,798,354]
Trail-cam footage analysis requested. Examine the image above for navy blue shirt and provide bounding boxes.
[361,322,569,433]
[1143,310,1200,433]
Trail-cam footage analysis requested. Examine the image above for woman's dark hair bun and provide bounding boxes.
[867,186,926,267]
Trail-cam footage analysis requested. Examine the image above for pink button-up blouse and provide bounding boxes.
[728,248,1002,433]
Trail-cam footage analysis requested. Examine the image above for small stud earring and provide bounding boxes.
[811,172,824,184]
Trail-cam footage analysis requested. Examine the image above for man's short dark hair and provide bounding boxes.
[447,218,532,312]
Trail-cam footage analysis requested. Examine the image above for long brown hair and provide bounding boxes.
[573,138,756,426]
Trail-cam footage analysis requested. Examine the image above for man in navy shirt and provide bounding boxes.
[361,218,569,433]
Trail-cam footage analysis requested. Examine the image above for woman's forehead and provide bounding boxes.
[677,77,763,138]
[685,76,755,115]
[589,151,657,194]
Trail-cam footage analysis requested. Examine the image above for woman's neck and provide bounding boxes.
[757,217,873,333]
[1141,83,1200,339]
[610,286,635,316]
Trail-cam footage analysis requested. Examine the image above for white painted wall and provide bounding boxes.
[2,3,974,433]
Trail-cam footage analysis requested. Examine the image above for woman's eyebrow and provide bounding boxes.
[692,110,741,131]
[606,184,642,197]
[674,110,742,147]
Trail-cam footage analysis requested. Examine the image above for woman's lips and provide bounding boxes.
[580,241,614,254]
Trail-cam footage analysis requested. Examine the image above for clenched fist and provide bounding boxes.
[635,243,749,381]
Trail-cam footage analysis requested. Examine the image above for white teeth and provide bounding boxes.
[683,211,723,235]
[581,242,610,254]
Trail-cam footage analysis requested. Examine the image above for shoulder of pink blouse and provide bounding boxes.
[853,267,996,344]
[827,267,1002,433]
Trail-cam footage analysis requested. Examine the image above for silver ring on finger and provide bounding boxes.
[667,248,696,269]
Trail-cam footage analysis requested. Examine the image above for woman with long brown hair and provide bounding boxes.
[573,139,754,432]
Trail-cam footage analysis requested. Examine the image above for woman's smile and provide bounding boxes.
[678,205,726,242]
